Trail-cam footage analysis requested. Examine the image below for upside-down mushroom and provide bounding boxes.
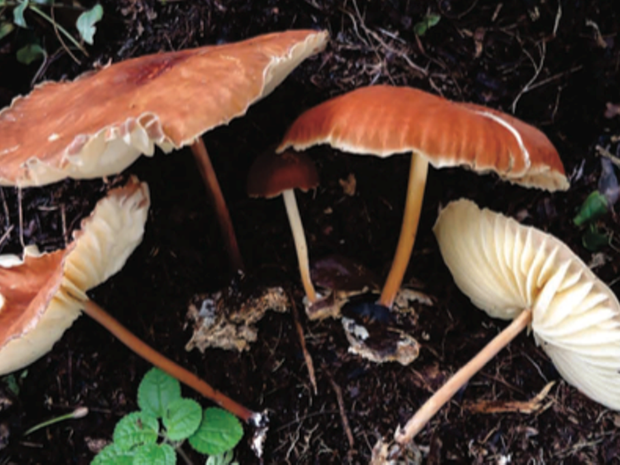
[247,149,320,304]
[0,30,329,273]
[392,198,620,451]
[0,177,258,424]
[278,85,569,309]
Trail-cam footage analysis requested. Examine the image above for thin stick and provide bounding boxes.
[289,290,317,394]
[328,376,355,450]
[379,154,429,308]
[190,138,244,273]
[392,309,533,451]
[82,299,259,424]
[283,189,318,302]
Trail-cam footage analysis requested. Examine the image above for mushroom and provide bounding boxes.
[247,149,320,304]
[393,198,620,450]
[0,29,329,273]
[277,85,569,309]
[0,177,259,423]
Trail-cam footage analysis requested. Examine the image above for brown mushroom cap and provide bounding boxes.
[277,85,568,191]
[247,149,319,198]
[0,177,150,374]
[0,30,328,187]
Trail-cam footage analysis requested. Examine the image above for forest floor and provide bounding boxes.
[0,0,619,464]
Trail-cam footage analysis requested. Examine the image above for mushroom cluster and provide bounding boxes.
[277,85,569,311]
[0,29,329,428]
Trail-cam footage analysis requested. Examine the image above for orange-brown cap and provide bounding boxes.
[0,177,150,375]
[278,85,569,192]
[0,30,329,187]
[247,149,319,198]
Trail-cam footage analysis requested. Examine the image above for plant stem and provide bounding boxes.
[23,407,89,436]
[28,5,88,56]
[81,299,258,423]
[392,308,533,452]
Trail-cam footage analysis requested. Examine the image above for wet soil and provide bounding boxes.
[1,0,619,464]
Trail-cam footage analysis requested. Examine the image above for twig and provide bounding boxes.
[0,224,14,249]
[288,289,318,395]
[352,0,427,77]
[17,187,25,249]
[512,41,546,114]
[0,188,10,229]
[29,5,88,57]
[50,3,81,65]
[596,145,620,168]
[328,375,355,450]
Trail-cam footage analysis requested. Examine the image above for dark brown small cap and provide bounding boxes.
[247,149,319,198]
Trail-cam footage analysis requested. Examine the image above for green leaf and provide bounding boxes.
[76,4,103,45]
[112,411,158,451]
[13,1,29,28]
[91,443,135,465]
[0,22,15,41]
[582,225,610,252]
[188,408,243,456]
[163,398,202,441]
[133,443,176,465]
[206,450,238,465]
[16,43,45,65]
[137,368,181,419]
[426,13,441,27]
[413,22,427,36]
[574,190,609,226]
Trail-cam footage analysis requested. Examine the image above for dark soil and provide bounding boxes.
[1,0,620,464]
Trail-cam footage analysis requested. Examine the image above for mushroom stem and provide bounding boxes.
[81,299,257,423]
[282,189,318,302]
[190,138,244,273]
[379,153,429,308]
[393,308,533,450]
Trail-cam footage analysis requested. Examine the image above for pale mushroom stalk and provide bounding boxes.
[191,138,244,272]
[282,189,318,303]
[392,308,532,451]
[81,298,260,424]
[379,154,429,308]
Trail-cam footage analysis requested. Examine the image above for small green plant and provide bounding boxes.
[0,0,103,65]
[413,12,441,36]
[92,368,243,465]
[574,158,618,251]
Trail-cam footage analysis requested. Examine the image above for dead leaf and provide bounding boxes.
[464,381,555,414]
[604,102,620,119]
[339,173,357,196]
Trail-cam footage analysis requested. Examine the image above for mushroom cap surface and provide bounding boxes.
[278,85,568,191]
[0,30,328,187]
[433,198,620,410]
[247,149,319,198]
[0,177,150,374]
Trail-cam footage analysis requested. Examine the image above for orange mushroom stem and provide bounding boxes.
[392,308,532,451]
[378,154,429,308]
[81,298,261,424]
[191,138,244,273]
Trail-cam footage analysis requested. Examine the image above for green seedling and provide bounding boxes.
[92,368,243,465]
[1,369,28,396]
[574,158,618,251]
[24,407,89,435]
[413,12,441,36]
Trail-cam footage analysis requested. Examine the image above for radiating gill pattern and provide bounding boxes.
[434,199,620,410]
